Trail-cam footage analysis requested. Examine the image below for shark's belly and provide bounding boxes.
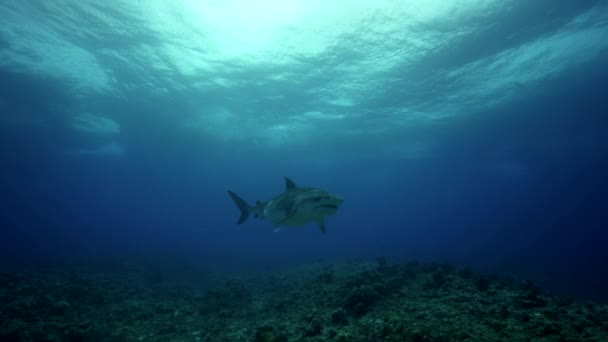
[264,206,315,227]
[264,198,333,227]
[280,213,316,227]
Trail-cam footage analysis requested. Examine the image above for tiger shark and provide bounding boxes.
[228,177,343,233]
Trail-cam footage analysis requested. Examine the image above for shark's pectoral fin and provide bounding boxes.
[276,208,297,226]
[317,219,326,234]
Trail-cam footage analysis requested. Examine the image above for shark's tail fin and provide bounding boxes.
[227,191,251,224]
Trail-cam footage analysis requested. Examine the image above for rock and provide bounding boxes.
[252,325,287,342]
[457,267,473,279]
[344,285,379,316]
[474,276,491,292]
[330,308,348,325]
[316,269,334,283]
[0,330,20,342]
[303,316,323,337]
[51,300,72,315]
[515,292,547,309]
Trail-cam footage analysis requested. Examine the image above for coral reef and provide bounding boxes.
[1,259,607,341]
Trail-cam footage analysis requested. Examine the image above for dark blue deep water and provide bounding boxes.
[1,0,607,307]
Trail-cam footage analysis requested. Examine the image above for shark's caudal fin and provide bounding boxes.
[227,191,251,224]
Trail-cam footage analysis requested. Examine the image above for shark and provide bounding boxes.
[228,177,343,233]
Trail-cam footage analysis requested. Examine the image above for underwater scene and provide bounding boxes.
[1,1,608,341]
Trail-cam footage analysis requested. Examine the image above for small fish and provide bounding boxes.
[228,177,343,233]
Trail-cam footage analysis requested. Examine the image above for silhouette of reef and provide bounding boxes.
[1,259,607,341]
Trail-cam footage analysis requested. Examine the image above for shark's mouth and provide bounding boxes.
[315,204,338,209]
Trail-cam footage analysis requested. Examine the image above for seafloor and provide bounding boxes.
[1,258,607,342]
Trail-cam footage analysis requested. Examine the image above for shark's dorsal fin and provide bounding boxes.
[285,177,296,190]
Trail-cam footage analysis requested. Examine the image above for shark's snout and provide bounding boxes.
[329,194,343,206]
[314,194,343,210]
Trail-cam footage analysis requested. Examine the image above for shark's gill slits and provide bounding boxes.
[312,196,331,202]
[315,204,338,209]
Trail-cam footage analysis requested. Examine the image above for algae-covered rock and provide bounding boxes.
[330,308,348,325]
[51,300,72,315]
[2,259,607,342]
[315,266,335,284]
[302,315,323,337]
[344,285,379,316]
[0,329,20,342]
[514,291,547,309]
[252,325,288,342]
[199,278,250,315]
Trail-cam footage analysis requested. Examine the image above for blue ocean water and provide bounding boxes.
[0,0,607,304]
